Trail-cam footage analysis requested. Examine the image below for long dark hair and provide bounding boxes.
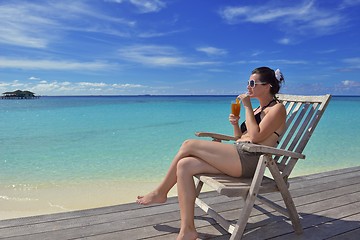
[252,67,285,95]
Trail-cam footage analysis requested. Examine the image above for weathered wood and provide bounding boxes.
[195,132,237,141]
[0,166,359,239]
[240,143,305,159]
[276,94,331,103]
[266,158,302,234]
[326,227,360,240]
[230,155,269,240]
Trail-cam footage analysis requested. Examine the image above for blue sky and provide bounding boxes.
[1,0,360,96]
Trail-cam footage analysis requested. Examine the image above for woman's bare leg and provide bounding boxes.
[137,139,242,205]
[178,139,243,177]
[136,156,177,205]
[136,143,190,204]
[176,157,223,240]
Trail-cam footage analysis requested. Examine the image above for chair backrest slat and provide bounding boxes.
[289,103,318,152]
[278,103,311,165]
[285,101,295,115]
[274,94,331,177]
[273,101,302,163]
[293,103,319,153]
[281,103,319,168]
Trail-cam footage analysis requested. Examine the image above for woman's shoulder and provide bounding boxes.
[268,101,285,111]
[266,102,286,116]
[275,101,286,109]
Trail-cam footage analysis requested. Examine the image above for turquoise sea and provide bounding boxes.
[1,95,360,218]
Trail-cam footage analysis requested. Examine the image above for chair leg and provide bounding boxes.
[195,177,235,234]
[194,177,204,197]
[230,155,269,240]
[267,158,303,234]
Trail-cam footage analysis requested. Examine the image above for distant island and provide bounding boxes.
[1,90,39,99]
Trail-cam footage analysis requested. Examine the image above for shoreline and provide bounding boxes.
[0,181,179,221]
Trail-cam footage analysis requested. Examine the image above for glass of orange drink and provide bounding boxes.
[231,98,241,117]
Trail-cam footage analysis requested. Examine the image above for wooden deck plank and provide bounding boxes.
[0,176,354,238]
[0,178,358,240]
[241,192,360,239]
[0,166,359,239]
[326,227,360,240]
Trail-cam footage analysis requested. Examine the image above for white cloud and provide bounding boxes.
[316,49,337,54]
[130,0,166,13]
[343,57,360,67]
[234,59,307,65]
[219,0,348,42]
[117,45,218,67]
[339,80,360,94]
[138,29,187,38]
[118,45,184,66]
[78,82,108,87]
[339,57,360,71]
[112,83,144,88]
[196,47,227,56]
[251,51,263,57]
[219,7,249,24]
[219,1,315,24]
[0,58,113,71]
[107,0,166,13]
[0,1,135,48]
[267,59,308,65]
[0,82,11,88]
[0,4,55,48]
[340,0,360,8]
[277,38,292,45]
[342,80,360,87]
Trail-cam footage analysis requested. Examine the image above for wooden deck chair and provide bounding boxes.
[194,94,331,239]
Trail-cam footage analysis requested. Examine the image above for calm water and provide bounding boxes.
[1,95,359,188]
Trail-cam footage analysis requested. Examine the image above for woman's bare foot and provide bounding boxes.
[177,229,198,240]
[136,191,167,205]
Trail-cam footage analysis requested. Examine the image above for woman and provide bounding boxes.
[137,67,286,240]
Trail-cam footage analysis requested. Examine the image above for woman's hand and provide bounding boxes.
[237,93,251,108]
[229,113,240,126]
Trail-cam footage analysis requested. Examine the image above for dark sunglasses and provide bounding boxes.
[248,79,268,88]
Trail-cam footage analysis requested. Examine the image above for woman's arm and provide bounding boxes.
[246,103,286,143]
[237,93,286,143]
[229,113,242,139]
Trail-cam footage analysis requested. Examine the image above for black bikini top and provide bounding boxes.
[240,99,281,143]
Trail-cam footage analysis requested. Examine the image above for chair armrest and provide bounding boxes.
[195,132,237,141]
[241,143,306,159]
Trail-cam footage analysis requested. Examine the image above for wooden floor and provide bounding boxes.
[1,166,360,240]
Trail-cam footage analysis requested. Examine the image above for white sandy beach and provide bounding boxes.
[0,181,180,221]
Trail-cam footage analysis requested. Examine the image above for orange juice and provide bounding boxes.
[231,102,240,116]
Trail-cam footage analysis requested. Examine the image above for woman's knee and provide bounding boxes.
[176,158,195,177]
[181,139,195,149]
[180,139,199,155]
